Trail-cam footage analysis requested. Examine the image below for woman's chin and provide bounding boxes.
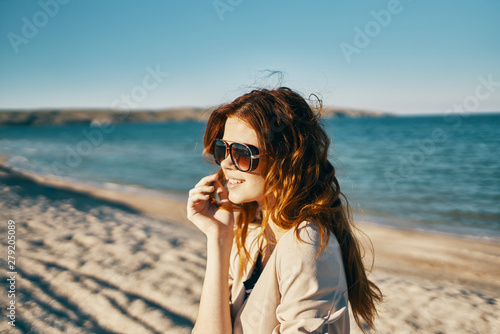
[228,191,257,205]
[228,192,243,204]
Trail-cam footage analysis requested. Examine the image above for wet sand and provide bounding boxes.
[0,162,499,333]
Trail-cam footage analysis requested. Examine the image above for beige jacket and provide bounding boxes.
[229,221,350,333]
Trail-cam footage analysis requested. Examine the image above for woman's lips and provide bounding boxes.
[227,178,245,189]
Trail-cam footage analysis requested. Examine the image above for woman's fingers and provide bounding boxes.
[214,179,230,205]
[188,182,214,203]
[188,173,233,215]
[194,173,218,188]
[191,185,214,194]
[190,193,210,203]
[187,174,234,238]
[188,175,218,216]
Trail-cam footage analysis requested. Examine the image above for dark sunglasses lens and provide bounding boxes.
[213,140,227,165]
[231,143,252,171]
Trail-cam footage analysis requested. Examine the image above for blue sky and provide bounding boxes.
[0,0,499,114]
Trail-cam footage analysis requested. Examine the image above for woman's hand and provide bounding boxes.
[187,173,234,240]
[189,174,234,334]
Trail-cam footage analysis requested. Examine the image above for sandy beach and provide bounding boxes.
[0,161,499,333]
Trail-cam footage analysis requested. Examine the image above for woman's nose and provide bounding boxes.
[220,152,234,170]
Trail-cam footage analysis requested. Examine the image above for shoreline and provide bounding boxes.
[0,156,191,228]
[356,214,500,243]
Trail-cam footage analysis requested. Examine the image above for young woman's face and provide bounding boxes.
[220,116,266,206]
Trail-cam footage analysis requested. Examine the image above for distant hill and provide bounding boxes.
[0,107,390,126]
[321,107,389,118]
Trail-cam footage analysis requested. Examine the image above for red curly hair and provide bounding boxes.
[202,87,382,331]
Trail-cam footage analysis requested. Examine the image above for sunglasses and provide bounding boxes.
[213,139,266,172]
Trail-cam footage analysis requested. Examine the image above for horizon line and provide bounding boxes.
[1,107,499,117]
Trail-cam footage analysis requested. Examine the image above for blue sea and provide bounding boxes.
[1,114,499,238]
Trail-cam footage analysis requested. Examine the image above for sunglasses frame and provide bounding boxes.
[213,139,266,172]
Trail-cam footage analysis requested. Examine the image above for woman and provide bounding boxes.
[188,87,382,333]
